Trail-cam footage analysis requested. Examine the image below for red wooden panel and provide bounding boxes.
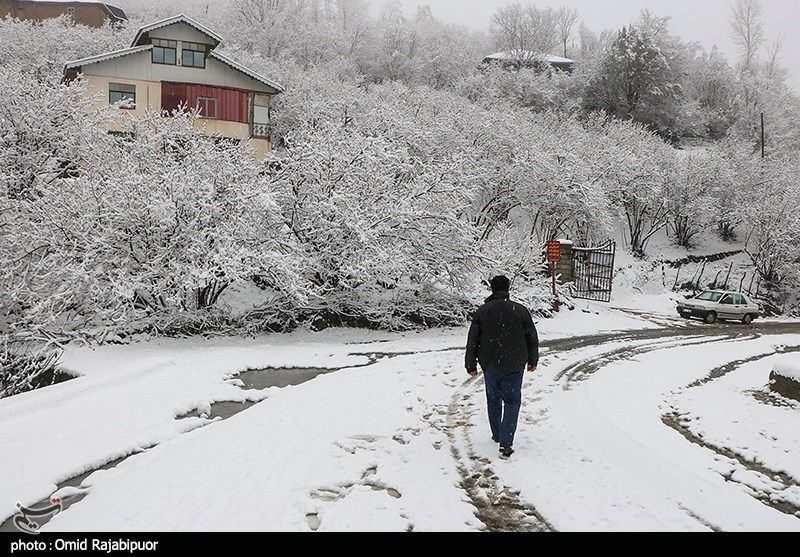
[161,82,249,123]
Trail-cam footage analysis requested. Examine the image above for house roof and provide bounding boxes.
[102,3,126,21]
[131,14,224,48]
[21,0,127,22]
[483,51,574,65]
[64,44,152,71]
[209,51,284,93]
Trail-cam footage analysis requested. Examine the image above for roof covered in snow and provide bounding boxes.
[483,50,574,66]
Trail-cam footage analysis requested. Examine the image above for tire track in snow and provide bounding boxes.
[554,332,761,387]
[662,412,800,519]
[664,345,800,521]
[445,375,551,532]
[443,320,797,530]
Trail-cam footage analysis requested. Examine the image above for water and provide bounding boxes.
[0,366,341,533]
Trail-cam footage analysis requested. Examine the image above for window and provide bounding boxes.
[197,97,217,118]
[695,291,723,302]
[181,42,207,68]
[109,82,136,108]
[720,295,734,305]
[152,39,177,65]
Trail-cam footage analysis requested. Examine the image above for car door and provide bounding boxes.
[717,294,736,318]
[739,294,756,316]
[733,294,747,319]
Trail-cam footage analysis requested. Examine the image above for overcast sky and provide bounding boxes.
[372,0,800,91]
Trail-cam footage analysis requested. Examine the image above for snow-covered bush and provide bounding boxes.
[0,341,61,399]
[0,15,125,78]
[0,68,115,199]
[454,66,585,115]
[591,115,675,256]
[666,152,724,248]
[738,155,800,300]
[2,107,301,332]
[266,120,479,329]
[2,8,800,333]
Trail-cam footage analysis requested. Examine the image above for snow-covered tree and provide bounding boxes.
[666,152,722,247]
[598,116,675,256]
[586,25,681,135]
[0,15,125,77]
[490,2,558,63]
[738,155,800,303]
[555,7,580,59]
[730,0,765,72]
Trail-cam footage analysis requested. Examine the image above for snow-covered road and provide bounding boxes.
[2,309,799,531]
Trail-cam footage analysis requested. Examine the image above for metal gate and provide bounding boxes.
[572,240,616,302]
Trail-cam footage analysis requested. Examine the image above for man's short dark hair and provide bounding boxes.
[490,275,510,292]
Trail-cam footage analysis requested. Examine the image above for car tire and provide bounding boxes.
[704,311,718,324]
[742,314,753,325]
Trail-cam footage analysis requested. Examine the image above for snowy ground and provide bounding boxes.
[773,355,800,382]
[2,301,800,531]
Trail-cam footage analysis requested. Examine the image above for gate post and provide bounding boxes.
[556,240,573,283]
[546,240,562,312]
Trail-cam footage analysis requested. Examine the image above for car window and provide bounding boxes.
[695,291,723,302]
[720,295,734,305]
[739,295,748,305]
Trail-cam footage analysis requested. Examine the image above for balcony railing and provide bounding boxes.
[251,122,270,139]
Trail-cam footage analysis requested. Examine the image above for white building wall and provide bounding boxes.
[83,50,276,94]
[147,22,213,45]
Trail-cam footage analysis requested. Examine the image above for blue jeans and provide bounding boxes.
[483,369,524,448]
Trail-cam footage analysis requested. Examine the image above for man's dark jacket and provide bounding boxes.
[465,291,539,374]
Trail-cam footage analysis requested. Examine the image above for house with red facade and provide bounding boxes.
[63,14,283,159]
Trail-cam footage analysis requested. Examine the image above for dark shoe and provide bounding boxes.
[499,446,514,460]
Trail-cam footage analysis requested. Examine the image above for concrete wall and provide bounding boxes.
[83,74,161,133]
[250,138,271,161]
[190,119,271,160]
[0,1,120,27]
[83,49,276,95]
[198,118,250,141]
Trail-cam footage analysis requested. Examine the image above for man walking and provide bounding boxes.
[465,275,539,460]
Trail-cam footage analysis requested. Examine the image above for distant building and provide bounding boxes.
[0,1,127,28]
[482,50,574,73]
[63,14,284,160]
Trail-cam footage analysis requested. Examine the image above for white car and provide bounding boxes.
[676,290,762,324]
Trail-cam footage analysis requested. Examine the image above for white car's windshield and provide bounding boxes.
[695,291,724,302]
